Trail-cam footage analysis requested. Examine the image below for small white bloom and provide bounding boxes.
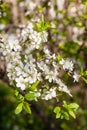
[55,78,72,96]
[59,59,74,72]
[73,72,79,82]
[59,85,72,97]
[15,76,26,90]
[59,59,65,65]
[45,70,57,83]
[42,88,56,100]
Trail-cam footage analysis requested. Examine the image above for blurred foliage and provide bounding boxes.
[54,101,79,120]
[0,81,87,130]
[0,81,52,130]
[0,2,12,24]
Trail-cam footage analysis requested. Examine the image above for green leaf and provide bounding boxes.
[25,92,36,101]
[23,102,31,114]
[54,106,61,113]
[15,90,19,97]
[63,101,79,111]
[61,111,69,120]
[13,80,16,86]
[54,107,61,119]
[63,101,68,109]
[30,81,40,91]
[59,41,80,57]
[41,15,44,24]
[81,69,87,83]
[69,103,79,110]
[38,6,45,13]
[36,15,45,31]
[35,15,50,31]
[69,110,76,118]
[75,22,83,27]
[81,69,87,76]
[57,54,63,62]
[82,77,87,83]
[15,103,23,114]
[56,112,61,118]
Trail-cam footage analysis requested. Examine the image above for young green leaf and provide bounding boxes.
[23,102,31,114]
[25,92,36,101]
[15,90,19,97]
[82,77,87,83]
[38,6,45,13]
[54,106,61,113]
[69,110,76,118]
[61,111,69,120]
[30,81,40,91]
[56,112,61,118]
[69,103,79,110]
[15,102,23,114]
[54,106,61,119]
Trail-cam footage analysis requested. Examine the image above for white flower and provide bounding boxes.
[0,24,5,30]
[41,31,48,42]
[26,0,36,11]
[59,59,74,72]
[15,76,26,90]
[37,61,49,72]
[9,40,22,52]
[43,47,50,55]
[37,72,42,81]
[59,59,65,65]
[35,92,41,98]
[42,88,56,100]
[45,70,58,83]
[59,84,72,97]
[55,78,72,96]
[73,72,79,82]
[24,54,35,63]
[27,22,33,29]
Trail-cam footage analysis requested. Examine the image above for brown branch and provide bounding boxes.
[4,0,19,25]
[76,19,87,59]
[3,24,18,32]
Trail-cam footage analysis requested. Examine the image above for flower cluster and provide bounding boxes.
[0,19,79,101]
[59,58,74,72]
[19,0,37,16]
